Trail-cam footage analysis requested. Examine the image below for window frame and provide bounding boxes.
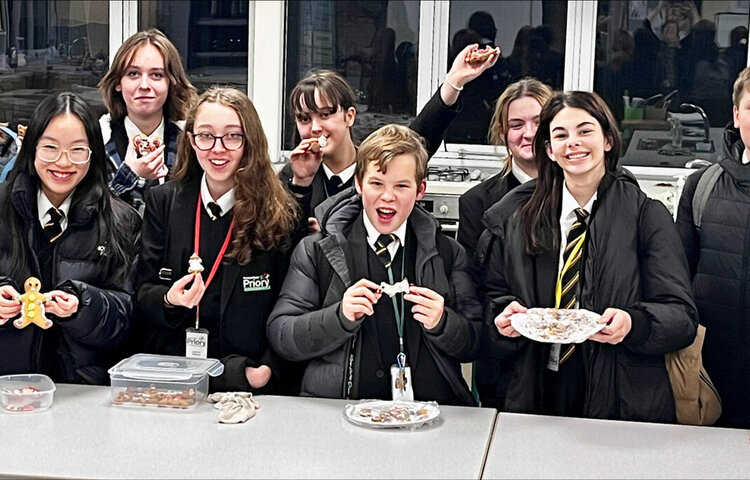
[117,0,748,172]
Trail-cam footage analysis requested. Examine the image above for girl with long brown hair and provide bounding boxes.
[136,87,304,394]
[98,29,197,213]
[480,91,697,421]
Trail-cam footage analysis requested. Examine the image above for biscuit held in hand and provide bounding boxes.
[14,277,53,329]
[465,46,501,64]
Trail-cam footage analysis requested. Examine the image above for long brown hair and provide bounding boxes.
[488,78,553,175]
[172,87,298,264]
[98,28,197,123]
[519,91,621,254]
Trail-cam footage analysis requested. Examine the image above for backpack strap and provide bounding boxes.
[692,163,723,228]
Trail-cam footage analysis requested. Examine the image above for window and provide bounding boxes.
[444,1,567,145]
[594,0,749,168]
[282,0,420,150]
[139,0,248,92]
[0,1,108,129]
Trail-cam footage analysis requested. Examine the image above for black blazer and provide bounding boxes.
[135,176,300,393]
[458,171,521,261]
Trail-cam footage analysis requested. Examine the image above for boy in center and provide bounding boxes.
[268,124,482,405]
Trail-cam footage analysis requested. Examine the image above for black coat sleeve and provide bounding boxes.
[675,168,703,278]
[409,87,461,159]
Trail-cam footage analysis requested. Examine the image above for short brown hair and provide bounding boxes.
[355,124,427,184]
[733,67,750,106]
[98,29,197,122]
[489,78,553,175]
[173,87,297,265]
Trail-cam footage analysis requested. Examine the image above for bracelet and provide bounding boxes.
[163,293,175,307]
[445,76,463,91]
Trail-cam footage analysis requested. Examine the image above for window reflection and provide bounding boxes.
[0,1,108,128]
[444,1,566,145]
[595,1,749,168]
[139,1,248,93]
[283,0,420,150]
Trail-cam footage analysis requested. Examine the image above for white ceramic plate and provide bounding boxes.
[345,400,440,428]
[510,308,605,344]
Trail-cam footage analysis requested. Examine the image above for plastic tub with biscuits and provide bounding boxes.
[108,354,224,409]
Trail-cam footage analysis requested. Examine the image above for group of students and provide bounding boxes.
[0,28,747,430]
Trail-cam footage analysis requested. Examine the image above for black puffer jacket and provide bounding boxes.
[676,124,750,428]
[267,189,483,405]
[479,174,698,422]
[0,172,139,385]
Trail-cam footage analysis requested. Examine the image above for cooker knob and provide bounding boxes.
[470,169,482,181]
[439,204,449,214]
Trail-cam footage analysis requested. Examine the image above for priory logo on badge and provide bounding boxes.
[243,273,271,292]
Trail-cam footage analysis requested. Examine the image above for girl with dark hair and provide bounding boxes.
[479,91,697,421]
[0,92,140,384]
[136,87,305,394]
[98,29,198,213]
[281,49,499,222]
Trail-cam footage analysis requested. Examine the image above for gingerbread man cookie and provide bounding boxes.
[13,277,53,329]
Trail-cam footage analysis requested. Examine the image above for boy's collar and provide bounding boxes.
[361,210,407,250]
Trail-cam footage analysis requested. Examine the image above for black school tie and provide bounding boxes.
[325,175,344,196]
[207,201,222,221]
[375,233,398,269]
[44,207,64,243]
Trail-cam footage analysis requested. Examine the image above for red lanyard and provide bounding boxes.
[194,192,234,291]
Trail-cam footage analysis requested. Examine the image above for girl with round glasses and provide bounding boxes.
[98,29,197,214]
[136,87,307,394]
[0,92,140,383]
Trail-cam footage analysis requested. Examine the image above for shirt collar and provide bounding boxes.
[200,174,235,217]
[124,116,165,141]
[561,181,597,220]
[322,161,356,184]
[743,150,750,165]
[362,211,408,254]
[510,160,534,184]
[37,189,73,230]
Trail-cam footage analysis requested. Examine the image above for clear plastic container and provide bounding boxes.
[108,354,224,409]
[0,374,56,413]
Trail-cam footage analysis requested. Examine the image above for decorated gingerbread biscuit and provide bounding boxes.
[13,277,53,329]
[132,133,163,158]
[188,253,204,275]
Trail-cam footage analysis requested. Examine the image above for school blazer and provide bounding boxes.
[135,176,294,392]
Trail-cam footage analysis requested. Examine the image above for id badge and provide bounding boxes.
[186,327,209,359]
[390,364,414,401]
[546,343,560,371]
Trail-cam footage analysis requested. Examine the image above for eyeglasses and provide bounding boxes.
[36,144,92,165]
[190,132,245,151]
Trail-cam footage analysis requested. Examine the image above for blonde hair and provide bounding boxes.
[488,78,553,175]
[355,124,427,184]
[98,29,197,123]
[173,87,298,264]
[733,67,750,106]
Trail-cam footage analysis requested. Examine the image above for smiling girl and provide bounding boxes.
[479,91,698,422]
[136,87,306,393]
[0,92,140,383]
[98,29,197,213]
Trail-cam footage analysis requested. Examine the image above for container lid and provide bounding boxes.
[108,354,224,382]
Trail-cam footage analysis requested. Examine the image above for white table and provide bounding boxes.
[0,384,497,479]
[483,412,750,479]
